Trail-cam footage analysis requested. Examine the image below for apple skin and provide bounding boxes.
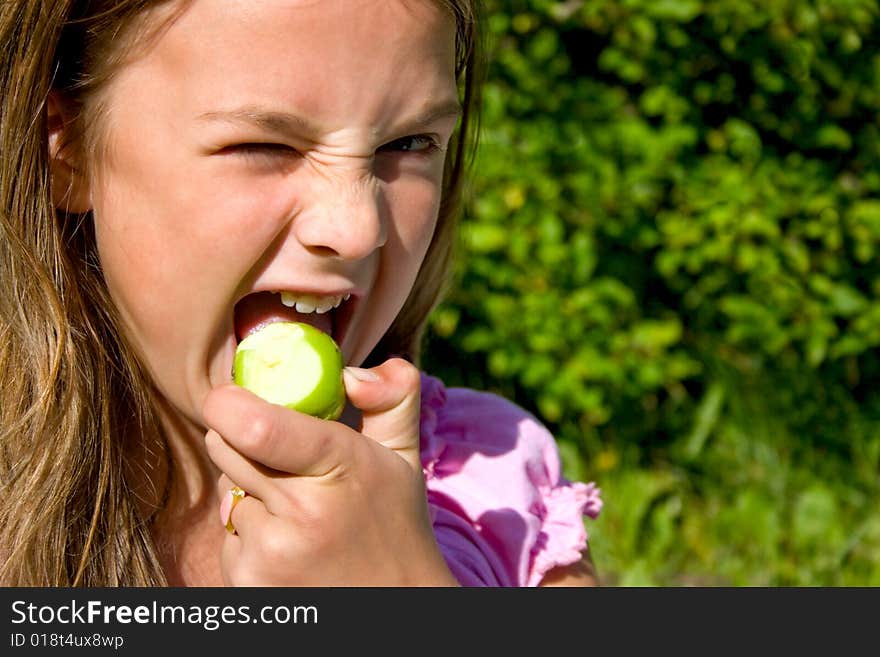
[233,322,346,420]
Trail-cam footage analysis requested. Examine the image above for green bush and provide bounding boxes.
[423,0,880,585]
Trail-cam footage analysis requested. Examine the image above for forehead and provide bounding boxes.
[110,0,458,134]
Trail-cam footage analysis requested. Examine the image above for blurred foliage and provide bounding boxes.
[423,0,880,585]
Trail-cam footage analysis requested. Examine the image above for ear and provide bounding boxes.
[47,91,91,213]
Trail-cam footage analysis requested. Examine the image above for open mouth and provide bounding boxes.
[233,290,356,349]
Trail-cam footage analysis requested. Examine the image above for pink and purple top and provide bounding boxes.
[419,373,603,587]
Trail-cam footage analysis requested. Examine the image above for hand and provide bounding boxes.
[202,358,458,586]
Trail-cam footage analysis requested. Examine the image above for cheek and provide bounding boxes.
[387,175,443,258]
[89,151,296,399]
[383,179,442,310]
[93,159,289,316]
[344,175,442,365]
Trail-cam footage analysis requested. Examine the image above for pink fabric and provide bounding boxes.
[420,373,602,587]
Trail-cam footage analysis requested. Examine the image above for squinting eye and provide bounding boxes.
[224,143,299,158]
[378,134,441,154]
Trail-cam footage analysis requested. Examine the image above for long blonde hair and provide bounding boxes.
[0,0,482,586]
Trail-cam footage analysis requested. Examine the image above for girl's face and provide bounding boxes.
[84,0,459,428]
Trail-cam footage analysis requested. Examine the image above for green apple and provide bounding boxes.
[233,321,345,420]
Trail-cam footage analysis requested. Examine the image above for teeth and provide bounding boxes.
[279,292,300,308]
[277,291,349,314]
[315,297,335,314]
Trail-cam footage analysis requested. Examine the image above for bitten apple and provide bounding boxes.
[233,321,346,420]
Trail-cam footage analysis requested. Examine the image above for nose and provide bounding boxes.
[293,177,387,261]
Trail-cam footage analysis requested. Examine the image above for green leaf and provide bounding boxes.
[682,381,726,460]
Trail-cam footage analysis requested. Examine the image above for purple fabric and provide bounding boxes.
[420,373,603,587]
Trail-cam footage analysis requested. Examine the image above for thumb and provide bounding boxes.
[342,358,422,472]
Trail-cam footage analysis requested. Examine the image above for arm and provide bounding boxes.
[420,377,604,587]
[538,547,599,587]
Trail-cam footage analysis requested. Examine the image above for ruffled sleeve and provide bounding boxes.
[420,373,602,587]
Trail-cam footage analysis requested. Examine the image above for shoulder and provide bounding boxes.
[419,372,555,460]
[418,372,602,587]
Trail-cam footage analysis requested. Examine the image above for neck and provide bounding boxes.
[128,388,226,585]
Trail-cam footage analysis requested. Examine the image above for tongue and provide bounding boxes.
[234,292,333,343]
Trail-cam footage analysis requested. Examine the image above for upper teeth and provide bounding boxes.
[278,291,350,314]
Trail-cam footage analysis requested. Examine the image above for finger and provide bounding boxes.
[203,383,351,476]
[342,358,421,472]
[220,535,242,586]
[206,430,285,511]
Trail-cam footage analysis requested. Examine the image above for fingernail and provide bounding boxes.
[219,489,233,527]
[344,366,380,382]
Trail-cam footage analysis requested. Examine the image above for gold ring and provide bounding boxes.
[225,485,247,534]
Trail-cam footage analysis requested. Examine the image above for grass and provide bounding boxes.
[567,359,880,586]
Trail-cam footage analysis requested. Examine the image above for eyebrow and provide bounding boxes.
[196,99,463,138]
[408,99,464,129]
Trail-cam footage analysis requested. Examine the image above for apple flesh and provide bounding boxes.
[233,321,345,420]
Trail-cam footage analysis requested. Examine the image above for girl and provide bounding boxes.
[0,0,601,586]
